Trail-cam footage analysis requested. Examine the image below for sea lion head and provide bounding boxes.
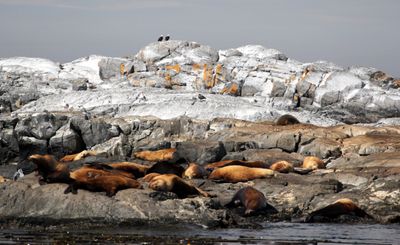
[28,154,58,171]
[149,176,170,192]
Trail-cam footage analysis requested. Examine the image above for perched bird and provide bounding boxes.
[165,34,170,41]
[158,35,164,42]
[198,94,206,101]
[13,169,24,181]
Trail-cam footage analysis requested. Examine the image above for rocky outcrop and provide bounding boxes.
[1,40,400,227]
[1,40,399,125]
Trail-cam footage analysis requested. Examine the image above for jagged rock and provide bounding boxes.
[91,135,131,157]
[298,138,342,159]
[18,136,47,159]
[14,113,67,140]
[0,128,19,164]
[175,141,226,164]
[71,78,88,91]
[49,123,85,156]
[70,117,120,148]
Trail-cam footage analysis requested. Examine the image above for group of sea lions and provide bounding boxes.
[0,114,370,221]
[24,146,369,220]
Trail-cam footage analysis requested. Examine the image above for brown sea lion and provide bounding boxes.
[146,161,185,176]
[209,165,275,183]
[182,163,209,179]
[307,198,369,222]
[59,150,97,162]
[28,154,72,184]
[302,156,325,170]
[149,174,211,198]
[66,166,142,197]
[205,160,268,171]
[0,176,7,183]
[107,162,149,178]
[270,160,294,173]
[275,114,300,126]
[226,187,268,215]
[133,148,178,162]
[142,173,161,182]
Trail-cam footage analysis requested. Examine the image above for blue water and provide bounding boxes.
[1,222,399,244]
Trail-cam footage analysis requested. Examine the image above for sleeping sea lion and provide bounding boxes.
[66,166,142,197]
[107,162,149,178]
[205,160,268,171]
[182,163,208,179]
[146,161,185,176]
[307,198,370,222]
[209,165,275,183]
[133,148,178,162]
[270,160,294,173]
[226,186,268,216]
[59,150,97,162]
[275,114,300,126]
[302,156,325,170]
[142,173,161,182]
[149,174,211,198]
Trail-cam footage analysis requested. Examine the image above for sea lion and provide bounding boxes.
[302,156,325,170]
[0,176,7,183]
[209,165,275,183]
[142,173,161,182]
[28,154,72,184]
[205,160,268,171]
[133,148,178,162]
[226,187,268,215]
[307,198,369,222]
[146,161,185,176]
[275,114,300,126]
[270,160,294,173]
[107,162,149,178]
[83,163,136,179]
[149,174,211,198]
[182,163,208,179]
[59,150,97,162]
[66,166,142,197]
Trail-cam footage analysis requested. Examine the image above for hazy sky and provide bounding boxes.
[0,0,399,76]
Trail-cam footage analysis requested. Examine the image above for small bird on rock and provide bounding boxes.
[165,34,170,41]
[158,35,164,42]
[198,94,206,101]
[13,169,24,181]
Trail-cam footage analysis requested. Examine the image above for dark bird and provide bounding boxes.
[158,35,164,42]
[165,34,170,41]
[198,94,206,101]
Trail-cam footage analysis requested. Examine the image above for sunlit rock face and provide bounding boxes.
[1,40,399,124]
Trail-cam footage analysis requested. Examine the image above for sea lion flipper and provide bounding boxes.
[64,185,73,194]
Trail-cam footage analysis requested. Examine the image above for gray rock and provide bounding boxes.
[49,123,85,156]
[70,117,120,148]
[175,141,227,164]
[72,78,88,91]
[15,113,67,140]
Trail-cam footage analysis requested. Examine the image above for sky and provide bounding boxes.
[0,0,399,76]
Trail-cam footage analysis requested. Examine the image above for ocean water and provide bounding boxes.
[1,222,399,244]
